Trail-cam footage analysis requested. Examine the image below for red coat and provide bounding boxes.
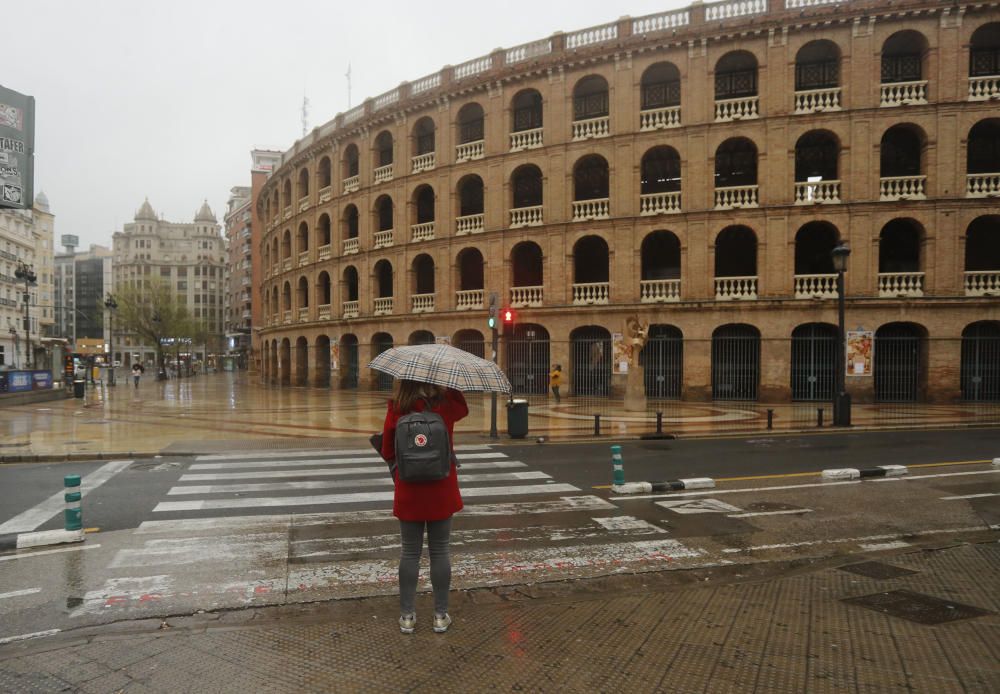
[381,389,468,522]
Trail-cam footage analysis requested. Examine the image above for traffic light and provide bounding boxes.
[502,307,515,334]
[487,292,498,329]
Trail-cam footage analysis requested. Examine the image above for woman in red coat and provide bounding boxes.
[381,379,468,634]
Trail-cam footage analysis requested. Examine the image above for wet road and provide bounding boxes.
[0,432,997,643]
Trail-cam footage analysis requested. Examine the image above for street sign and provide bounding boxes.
[0,85,35,210]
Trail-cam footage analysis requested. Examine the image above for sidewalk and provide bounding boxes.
[2,372,999,461]
[1,541,997,693]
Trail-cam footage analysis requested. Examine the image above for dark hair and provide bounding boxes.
[391,379,446,413]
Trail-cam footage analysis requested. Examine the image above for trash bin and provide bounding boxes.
[73,379,85,398]
[506,398,529,439]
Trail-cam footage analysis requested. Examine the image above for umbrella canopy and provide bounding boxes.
[367,344,511,393]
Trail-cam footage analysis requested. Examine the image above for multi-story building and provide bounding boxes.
[0,193,53,369]
[224,186,252,366]
[249,150,282,374]
[53,242,113,346]
[111,199,227,366]
[257,0,1000,404]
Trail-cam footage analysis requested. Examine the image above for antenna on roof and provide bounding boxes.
[345,63,352,108]
[301,95,310,137]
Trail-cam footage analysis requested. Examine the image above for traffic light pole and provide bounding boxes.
[490,325,499,439]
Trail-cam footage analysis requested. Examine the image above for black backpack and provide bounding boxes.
[393,409,453,482]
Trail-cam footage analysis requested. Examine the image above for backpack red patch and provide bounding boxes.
[414,433,428,447]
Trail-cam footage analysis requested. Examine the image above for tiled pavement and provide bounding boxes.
[1,542,997,693]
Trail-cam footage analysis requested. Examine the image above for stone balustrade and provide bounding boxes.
[794,87,841,114]
[639,106,681,131]
[572,198,610,221]
[632,8,689,34]
[786,0,847,7]
[319,186,332,204]
[640,279,681,303]
[505,38,552,65]
[456,289,484,310]
[794,274,838,299]
[318,303,332,320]
[510,128,543,151]
[510,205,544,228]
[639,192,681,215]
[510,286,543,308]
[879,176,926,201]
[456,214,485,235]
[455,55,492,80]
[282,258,292,271]
[968,75,1000,101]
[965,271,1000,296]
[373,297,393,316]
[566,21,617,49]
[342,300,359,318]
[572,282,610,305]
[373,230,394,248]
[715,96,758,122]
[794,180,841,204]
[298,251,309,266]
[412,294,435,313]
[283,207,292,221]
[966,173,1000,198]
[706,0,766,20]
[373,164,393,184]
[571,116,610,141]
[715,276,758,300]
[411,221,435,242]
[283,310,292,324]
[297,307,309,322]
[878,272,925,297]
[411,152,435,173]
[715,185,759,209]
[410,73,441,96]
[298,197,310,213]
[880,80,927,107]
[318,244,331,261]
[455,140,484,162]
[342,175,360,194]
[343,238,359,255]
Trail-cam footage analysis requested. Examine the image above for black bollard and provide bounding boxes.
[817,408,824,427]
[594,414,601,436]
[656,411,663,434]
[767,409,774,430]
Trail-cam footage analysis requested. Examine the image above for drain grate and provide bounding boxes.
[842,589,993,624]
[839,561,918,579]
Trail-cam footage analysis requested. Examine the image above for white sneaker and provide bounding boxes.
[432,613,452,633]
[399,613,416,634]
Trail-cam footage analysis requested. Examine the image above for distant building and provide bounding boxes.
[111,199,226,366]
[53,243,113,346]
[224,185,252,366]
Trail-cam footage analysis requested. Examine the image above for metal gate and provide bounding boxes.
[506,337,549,395]
[961,328,1000,402]
[791,324,836,401]
[712,326,760,400]
[642,327,682,399]
[372,337,394,391]
[874,329,921,402]
[455,340,486,359]
[571,336,612,397]
[341,340,359,389]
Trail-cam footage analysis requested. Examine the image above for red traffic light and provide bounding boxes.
[502,308,515,324]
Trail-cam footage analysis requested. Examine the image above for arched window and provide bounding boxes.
[457,103,484,145]
[511,242,543,295]
[282,180,292,208]
[413,254,435,295]
[640,146,681,194]
[296,222,309,254]
[343,143,360,178]
[970,23,1000,79]
[879,219,923,275]
[374,259,393,298]
[967,120,1000,177]
[297,168,309,200]
[881,30,927,83]
[343,266,359,301]
[795,131,839,181]
[282,281,292,311]
[374,130,393,167]
[457,175,484,216]
[281,229,292,260]
[413,117,436,155]
[296,276,309,308]
[964,216,1000,279]
[640,62,681,110]
[795,40,840,91]
[457,248,484,291]
[375,195,393,231]
[317,214,331,247]
[573,235,609,285]
[511,165,543,210]
[453,329,485,359]
[408,330,435,346]
[573,75,609,121]
[641,231,681,281]
[715,51,758,99]
[343,205,359,240]
[880,125,924,177]
[317,157,332,188]
[715,226,758,278]
[714,138,758,187]
[573,155,610,200]
[794,222,840,275]
[414,185,435,225]
[317,271,331,305]
[512,89,543,133]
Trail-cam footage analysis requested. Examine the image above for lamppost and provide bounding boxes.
[831,243,852,427]
[14,261,37,369]
[152,313,167,380]
[104,294,118,386]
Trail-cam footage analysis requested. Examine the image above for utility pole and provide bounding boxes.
[487,292,498,439]
[14,261,36,370]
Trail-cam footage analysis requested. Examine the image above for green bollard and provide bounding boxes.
[64,474,82,531]
[611,445,625,486]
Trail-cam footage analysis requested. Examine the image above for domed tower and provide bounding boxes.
[135,198,156,221]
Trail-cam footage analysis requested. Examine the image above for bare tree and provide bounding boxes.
[113,279,193,380]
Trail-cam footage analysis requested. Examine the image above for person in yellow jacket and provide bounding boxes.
[549,364,562,403]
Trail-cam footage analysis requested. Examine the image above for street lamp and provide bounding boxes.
[831,243,852,427]
[152,313,167,380]
[14,261,37,369]
[104,294,118,386]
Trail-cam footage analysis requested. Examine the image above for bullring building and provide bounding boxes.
[257,0,1000,404]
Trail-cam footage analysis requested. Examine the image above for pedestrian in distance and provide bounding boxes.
[380,379,468,635]
[132,362,144,388]
[550,363,562,403]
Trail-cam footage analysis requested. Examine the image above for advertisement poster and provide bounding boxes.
[435,336,451,346]
[611,332,629,374]
[846,330,874,376]
[0,85,35,210]
[330,342,339,371]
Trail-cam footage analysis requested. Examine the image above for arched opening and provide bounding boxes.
[640,146,681,194]
[507,324,550,395]
[262,341,270,382]
[791,323,838,401]
[715,226,757,277]
[317,214,331,247]
[282,179,292,208]
[795,131,839,182]
[794,222,840,274]
[343,144,360,178]
[641,231,681,301]
[375,195,393,232]
[295,336,308,386]
[880,124,925,178]
[413,117,436,155]
[282,281,292,312]
[961,321,1000,401]
[343,266,359,302]
[965,216,1000,283]
[414,185,435,224]
[317,157,332,189]
[573,154,610,200]
[270,339,278,384]
[413,254,435,295]
[317,271,331,306]
[511,242,543,304]
[280,338,291,385]
[712,324,760,400]
[967,119,1000,179]
[457,175,484,216]
[374,259,393,298]
[640,62,681,111]
[340,334,358,388]
[879,219,922,273]
[297,168,309,200]
[457,248,484,291]
[281,229,292,260]
[296,276,309,309]
[715,137,758,187]
[881,30,928,83]
[795,40,841,91]
[511,165,543,209]
[315,335,331,388]
[572,75,609,121]
[408,330,435,346]
[271,239,279,269]
[874,322,927,402]
[642,325,683,399]
[970,23,1000,79]
[570,326,612,396]
[296,221,309,254]
[343,204,359,240]
[457,102,485,145]
[573,235,610,285]
[374,130,394,168]
[715,51,758,99]
[511,89,543,132]
[453,329,485,359]
[371,332,394,391]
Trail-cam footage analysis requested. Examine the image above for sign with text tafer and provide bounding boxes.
[0,84,35,210]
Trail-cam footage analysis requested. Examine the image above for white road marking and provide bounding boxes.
[168,471,552,495]
[721,525,995,554]
[859,540,911,552]
[593,516,665,532]
[0,544,101,562]
[0,460,133,534]
[727,509,813,518]
[110,535,287,568]
[190,451,507,470]
[940,492,999,500]
[194,444,493,461]
[179,460,526,481]
[153,483,581,512]
[874,470,1000,481]
[0,629,60,645]
[657,498,743,514]
[0,588,41,600]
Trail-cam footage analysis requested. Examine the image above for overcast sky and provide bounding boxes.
[8,0,687,250]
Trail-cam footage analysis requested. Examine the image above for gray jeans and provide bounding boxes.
[398,518,452,615]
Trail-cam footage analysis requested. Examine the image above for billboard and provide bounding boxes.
[0,85,35,210]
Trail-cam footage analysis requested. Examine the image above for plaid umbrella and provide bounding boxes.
[367,344,511,393]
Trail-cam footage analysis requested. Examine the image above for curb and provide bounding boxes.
[612,477,715,494]
[821,465,909,480]
[0,452,158,465]
[0,529,85,552]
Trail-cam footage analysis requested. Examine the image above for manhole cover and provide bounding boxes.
[842,589,993,624]
[839,561,918,579]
